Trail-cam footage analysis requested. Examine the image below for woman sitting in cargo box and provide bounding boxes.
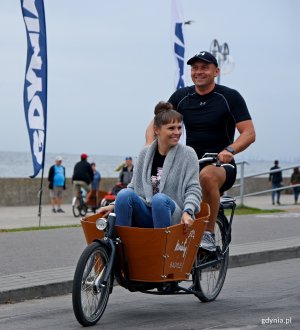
[99,101,201,230]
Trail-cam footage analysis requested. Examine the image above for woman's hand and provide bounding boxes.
[181,212,194,234]
[98,204,115,217]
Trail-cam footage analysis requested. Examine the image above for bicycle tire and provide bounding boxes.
[193,215,229,302]
[72,197,81,218]
[80,204,88,217]
[72,242,112,326]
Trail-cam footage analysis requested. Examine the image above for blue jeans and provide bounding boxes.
[115,189,176,228]
[271,183,281,204]
[293,186,300,203]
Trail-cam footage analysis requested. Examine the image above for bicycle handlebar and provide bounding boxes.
[198,153,222,167]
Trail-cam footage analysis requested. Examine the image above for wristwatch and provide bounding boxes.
[183,208,194,217]
[225,146,235,154]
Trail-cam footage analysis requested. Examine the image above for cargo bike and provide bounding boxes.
[72,192,236,327]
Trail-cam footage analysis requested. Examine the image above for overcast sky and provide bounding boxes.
[1,0,299,162]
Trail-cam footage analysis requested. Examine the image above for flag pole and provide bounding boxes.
[20,0,48,227]
[38,167,45,227]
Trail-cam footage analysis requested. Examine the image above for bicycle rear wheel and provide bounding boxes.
[193,216,229,302]
[80,203,88,217]
[72,197,81,217]
[72,242,112,326]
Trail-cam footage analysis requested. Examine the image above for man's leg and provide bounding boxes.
[50,190,56,213]
[50,196,55,208]
[73,181,81,198]
[274,183,281,204]
[57,195,62,209]
[199,165,226,233]
[82,183,92,205]
[271,184,276,205]
[296,188,300,203]
[56,187,65,212]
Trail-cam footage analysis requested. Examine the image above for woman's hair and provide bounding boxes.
[153,101,183,128]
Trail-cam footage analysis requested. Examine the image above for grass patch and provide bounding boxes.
[225,205,286,216]
[0,224,81,233]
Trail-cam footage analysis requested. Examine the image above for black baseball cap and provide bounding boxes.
[187,51,218,67]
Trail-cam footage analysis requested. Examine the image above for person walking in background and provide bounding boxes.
[290,167,300,204]
[72,153,94,205]
[48,156,66,213]
[118,156,134,186]
[90,162,101,210]
[91,162,101,191]
[269,160,283,205]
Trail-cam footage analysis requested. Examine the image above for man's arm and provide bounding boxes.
[145,119,155,145]
[48,165,53,182]
[231,119,256,154]
[218,119,256,163]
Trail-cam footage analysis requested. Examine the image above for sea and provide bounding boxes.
[0,151,299,179]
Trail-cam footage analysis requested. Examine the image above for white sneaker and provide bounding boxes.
[200,231,216,251]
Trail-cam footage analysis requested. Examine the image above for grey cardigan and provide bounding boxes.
[127,140,202,225]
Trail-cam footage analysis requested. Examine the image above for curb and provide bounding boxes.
[229,245,300,268]
[1,281,73,305]
[1,245,299,304]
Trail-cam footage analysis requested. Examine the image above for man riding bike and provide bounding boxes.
[72,153,94,205]
[146,51,256,251]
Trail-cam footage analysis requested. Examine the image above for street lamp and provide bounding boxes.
[210,39,235,84]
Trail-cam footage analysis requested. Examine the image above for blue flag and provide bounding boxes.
[172,0,185,90]
[171,0,186,144]
[20,0,47,178]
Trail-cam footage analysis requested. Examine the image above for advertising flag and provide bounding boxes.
[171,0,186,144]
[172,0,185,90]
[20,0,47,178]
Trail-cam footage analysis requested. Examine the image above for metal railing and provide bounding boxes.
[232,162,300,205]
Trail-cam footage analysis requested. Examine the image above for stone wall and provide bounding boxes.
[0,178,116,207]
[227,177,292,197]
[0,177,292,207]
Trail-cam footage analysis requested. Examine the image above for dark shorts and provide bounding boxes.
[199,161,237,194]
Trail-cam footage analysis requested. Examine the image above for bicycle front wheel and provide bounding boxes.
[193,216,229,302]
[72,242,112,326]
[72,197,81,217]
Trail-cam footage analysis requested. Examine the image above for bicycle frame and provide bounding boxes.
[80,205,209,294]
[219,196,236,253]
[193,196,236,272]
[89,197,236,296]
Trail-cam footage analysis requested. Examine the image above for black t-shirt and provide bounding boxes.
[269,165,282,184]
[151,149,166,194]
[72,160,94,184]
[168,84,251,158]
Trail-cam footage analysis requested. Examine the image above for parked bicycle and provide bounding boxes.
[72,153,236,326]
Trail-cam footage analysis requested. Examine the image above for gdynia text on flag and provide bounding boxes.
[20,0,47,178]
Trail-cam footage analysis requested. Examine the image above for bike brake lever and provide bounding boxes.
[215,159,222,167]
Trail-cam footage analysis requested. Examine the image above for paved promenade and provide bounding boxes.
[0,195,299,303]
